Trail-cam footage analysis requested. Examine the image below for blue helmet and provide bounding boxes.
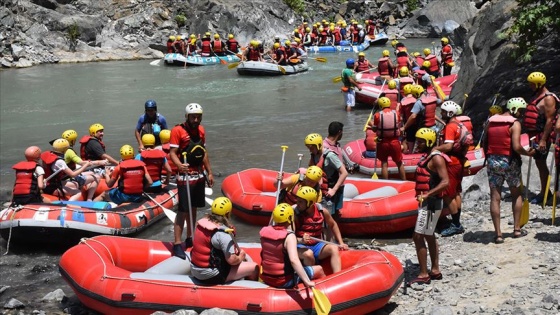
[346,58,355,67]
[145,99,157,110]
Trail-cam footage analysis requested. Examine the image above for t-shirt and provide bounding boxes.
[190,229,235,280]
[34,165,45,178]
[342,68,355,87]
[312,148,342,185]
[411,99,424,115]
[441,120,462,165]
[64,148,82,167]
[85,139,106,161]
[135,113,168,131]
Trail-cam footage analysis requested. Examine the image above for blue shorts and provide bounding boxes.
[281,266,314,288]
[108,188,144,205]
[297,241,327,263]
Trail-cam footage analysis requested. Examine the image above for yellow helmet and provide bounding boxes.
[306,27,311,32]
[403,84,413,96]
[251,40,259,48]
[176,35,182,41]
[358,52,365,57]
[527,72,546,88]
[141,134,156,147]
[120,145,134,160]
[378,97,391,108]
[422,60,431,69]
[423,48,431,56]
[89,123,104,136]
[52,138,70,152]
[399,66,409,77]
[391,39,398,47]
[228,34,234,39]
[488,105,503,116]
[159,129,170,144]
[342,22,347,27]
[273,42,280,49]
[415,128,437,147]
[205,32,211,37]
[412,85,425,97]
[24,146,42,161]
[305,166,323,182]
[272,203,294,224]
[330,26,335,31]
[322,19,327,23]
[284,40,291,46]
[294,38,301,43]
[190,34,196,39]
[382,50,390,57]
[388,80,397,90]
[294,28,299,34]
[413,52,421,57]
[211,197,232,216]
[62,129,78,144]
[296,186,318,207]
[214,34,220,39]
[441,37,449,45]
[304,133,323,150]
[169,35,176,41]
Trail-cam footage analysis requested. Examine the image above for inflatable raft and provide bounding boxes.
[366,32,390,46]
[221,168,419,235]
[237,61,309,76]
[306,40,370,53]
[0,187,178,244]
[163,53,240,66]
[59,235,404,315]
[342,139,486,180]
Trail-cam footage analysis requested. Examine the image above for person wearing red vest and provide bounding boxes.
[293,186,348,273]
[377,50,395,82]
[354,52,375,73]
[409,128,450,286]
[399,84,418,153]
[80,123,119,167]
[382,80,400,111]
[369,97,406,180]
[523,72,559,204]
[136,134,172,193]
[45,139,97,201]
[423,48,440,78]
[401,85,441,139]
[225,34,239,54]
[395,51,412,77]
[242,40,262,62]
[211,34,226,56]
[169,103,214,259]
[484,98,535,243]
[276,165,323,205]
[166,35,175,54]
[199,32,212,56]
[273,42,287,66]
[190,197,258,284]
[94,145,152,204]
[440,37,454,76]
[260,203,325,288]
[156,129,178,175]
[11,146,45,206]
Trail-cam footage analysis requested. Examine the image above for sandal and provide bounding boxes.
[406,275,431,286]
[513,229,528,238]
[494,235,504,244]
[429,272,443,280]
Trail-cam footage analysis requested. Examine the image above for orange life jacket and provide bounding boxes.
[419,95,438,127]
[415,150,451,196]
[377,109,400,140]
[295,204,324,243]
[377,57,390,75]
[190,218,225,268]
[118,159,146,195]
[12,161,40,198]
[486,115,516,157]
[140,149,167,182]
[259,226,294,287]
[212,40,223,53]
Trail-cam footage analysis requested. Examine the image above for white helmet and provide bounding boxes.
[185,103,203,115]
[441,101,458,116]
[506,97,527,115]
[454,103,463,115]
[357,24,363,29]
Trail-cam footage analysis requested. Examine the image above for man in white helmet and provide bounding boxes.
[169,103,215,259]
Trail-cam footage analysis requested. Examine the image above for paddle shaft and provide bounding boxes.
[476,94,500,148]
[182,152,195,237]
[309,236,339,247]
[363,79,386,132]
[274,146,289,206]
[297,153,304,170]
[543,134,559,208]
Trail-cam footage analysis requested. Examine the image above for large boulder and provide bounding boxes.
[400,0,478,37]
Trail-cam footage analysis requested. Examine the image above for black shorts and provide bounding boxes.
[177,180,205,212]
[533,141,551,160]
[405,126,418,142]
[11,195,43,206]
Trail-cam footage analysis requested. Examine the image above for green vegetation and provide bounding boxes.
[284,0,305,15]
[66,22,80,52]
[175,14,186,27]
[508,0,560,60]
[406,0,418,12]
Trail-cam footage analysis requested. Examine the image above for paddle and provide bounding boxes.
[461,94,468,111]
[274,146,289,206]
[144,192,181,225]
[543,134,559,208]
[521,140,533,227]
[278,65,287,74]
[304,56,328,62]
[181,153,196,237]
[149,59,161,66]
[371,141,379,180]
[226,49,243,59]
[363,79,386,132]
[210,45,228,65]
[228,62,241,69]
[311,287,331,315]
[44,168,64,185]
[475,93,500,150]
[297,153,304,170]
[332,66,377,84]
[184,44,190,68]
[429,75,446,101]
[309,236,339,246]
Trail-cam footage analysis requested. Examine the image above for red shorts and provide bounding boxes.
[376,138,403,163]
[444,163,463,197]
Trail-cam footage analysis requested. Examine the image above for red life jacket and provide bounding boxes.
[333,29,342,43]
[161,143,177,173]
[396,55,409,69]
[486,115,516,156]
[191,218,221,268]
[79,135,106,161]
[295,204,324,243]
[420,95,438,127]
[444,120,474,156]
[248,48,260,61]
[40,151,66,186]
[441,44,453,63]
[226,39,239,52]
[456,116,473,134]
[140,149,167,182]
[364,129,378,151]
[200,39,212,55]
[259,226,294,287]
[415,150,451,196]
[377,109,400,140]
[187,42,197,55]
[400,96,417,121]
[212,40,223,53]
[118,159,146,195]
[356,59,370,72]
[523,92,560,135]
[12,161,40,198]
[425,54,439,72]
[166,41,173,53]
[377,57,390,75]
[415,56,425,67]
[399,77,414,96]
[384,89,399,110]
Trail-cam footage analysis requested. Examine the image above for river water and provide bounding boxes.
[0,38,438,313]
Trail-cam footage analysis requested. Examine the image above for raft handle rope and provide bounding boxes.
[2,205,23,255]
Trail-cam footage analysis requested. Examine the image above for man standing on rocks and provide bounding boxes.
[409,128,449,286]
[484,97,535,243]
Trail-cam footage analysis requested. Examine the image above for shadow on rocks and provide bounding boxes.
[462,230,499,244]
[534,231,560,243]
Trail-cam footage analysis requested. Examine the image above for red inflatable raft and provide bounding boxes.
[59,235,404,315]
[221,168,419,235]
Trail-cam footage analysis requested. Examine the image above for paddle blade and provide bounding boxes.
[149,59,161,66]
[289,58,300,63]
[228,62,240,69]
[219,58,228,65]
[371,172,378,180]
[543,175,551,209]
[520,199,529,227]
[312,287,331,315]
[315,57,327,62]
[553,193,557,225]
[332,76,342,83]
[278,65,286,74]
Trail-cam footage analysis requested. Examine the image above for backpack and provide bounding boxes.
[449,121,473,155]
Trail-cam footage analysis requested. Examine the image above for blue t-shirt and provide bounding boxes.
[135,113,168,132]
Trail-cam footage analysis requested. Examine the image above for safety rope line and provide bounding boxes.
[2,205,22,255]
